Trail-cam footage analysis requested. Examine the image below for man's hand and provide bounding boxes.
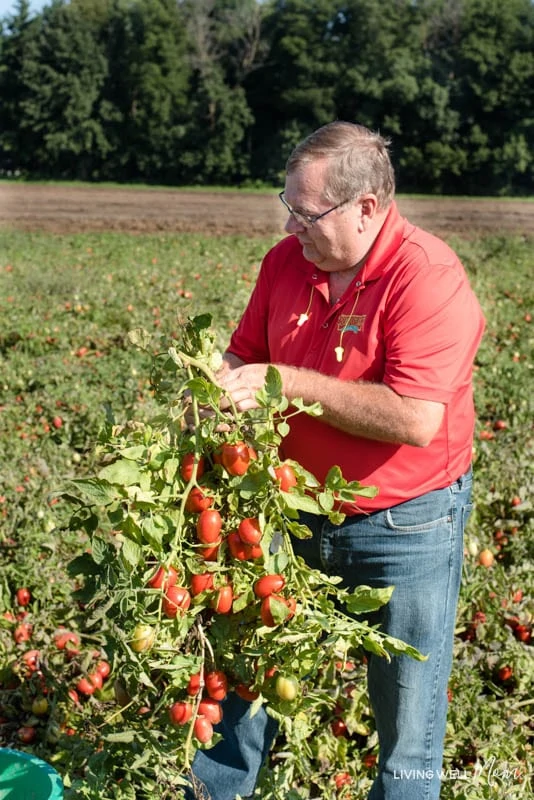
[217,363,271,413]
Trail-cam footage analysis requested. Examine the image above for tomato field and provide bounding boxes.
[0,202,533,799]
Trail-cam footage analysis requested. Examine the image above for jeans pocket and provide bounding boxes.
[384,488,453,533]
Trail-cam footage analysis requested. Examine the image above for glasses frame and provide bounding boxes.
[278,191,352,228]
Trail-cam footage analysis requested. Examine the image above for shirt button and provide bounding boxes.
[322,323,328,329]
[355,280,362,287]
[312,274,317,279]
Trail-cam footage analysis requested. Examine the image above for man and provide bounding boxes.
[189,121,485,800]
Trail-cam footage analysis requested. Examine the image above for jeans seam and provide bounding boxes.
[422,505,457,800]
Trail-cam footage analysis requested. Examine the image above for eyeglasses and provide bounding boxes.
[278,191,351,228]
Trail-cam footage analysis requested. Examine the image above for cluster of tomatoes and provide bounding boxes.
[119,442,303,745]
[160,442,298,622]
[168,670,228,743]
[1,588,110,749]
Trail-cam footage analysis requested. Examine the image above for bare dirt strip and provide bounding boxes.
[1,184,533,238]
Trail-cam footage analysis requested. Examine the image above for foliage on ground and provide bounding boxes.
[0,230,532,799]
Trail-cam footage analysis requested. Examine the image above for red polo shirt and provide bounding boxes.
[227,202,485,513]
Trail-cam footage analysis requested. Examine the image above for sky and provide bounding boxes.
[0,0,48,19]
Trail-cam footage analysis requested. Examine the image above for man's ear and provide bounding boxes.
[357,194,379,231]
[360,194,378,219]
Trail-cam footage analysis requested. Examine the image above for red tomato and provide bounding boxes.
[238,517,262,546]
[22,649,40,673]
[211,584,233,614]
[162,586,191,618]
[54,629,81,652]
[227,531,262,561]
[514,624,532,643]
[168,701,193,726]
[253,574,285,599]
[497,665,513,682]
[95,660,111,680]
[235,683,260,702]
[190,572,215,596]
[331,718,349,738]
[185,487,213,514]
[196,509,223,544]
[76,672,103,696]
[16,587,31,607]
[221,442,250,476]
[68,689,80,705]
[198,698,223,724]
[227,531,249,561]
[334,772,352,789]
[205,670,228,702]
[14,622,32,643]
[247,543,263,560]
[194,716,213,743]
[260,595,294,627]
[180,453,205,482]
[186,672,202,696]
[199,541,221,562]
[274,463,297,492]
[285,596,297,620]
[147,565,178,591]
[18,725,36,743]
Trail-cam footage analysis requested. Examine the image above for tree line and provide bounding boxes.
[1,0,533,195]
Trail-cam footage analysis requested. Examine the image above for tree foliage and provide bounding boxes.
[0,0,532,193]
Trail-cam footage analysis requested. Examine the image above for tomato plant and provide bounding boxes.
[8,315,423,798]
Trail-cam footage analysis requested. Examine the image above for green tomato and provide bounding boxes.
[130,624,156,653]
[275,675,299,702]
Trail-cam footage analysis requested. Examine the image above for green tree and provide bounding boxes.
[0,0,44,174]
[447,0,534,194]
[176,0,256,184]
[7,0,110,178]
[246,0,345,183]
[99,0,191,183]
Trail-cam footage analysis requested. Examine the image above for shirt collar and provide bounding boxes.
[363,201,408,282]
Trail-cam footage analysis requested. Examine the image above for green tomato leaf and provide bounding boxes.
[91,535,109,565]
[362,631,390,660]
[103,730,137,743]
[291,398,323,417]
[66,478,118,506]
[121,537,143,570]
[383,637,428,661]
[99,458,142,487]
[280,492,323,515]
[277,420,290,438]
[128,328,152,352]
[345,585,394,614]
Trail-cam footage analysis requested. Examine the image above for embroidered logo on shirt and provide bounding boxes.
[338,314,366,334]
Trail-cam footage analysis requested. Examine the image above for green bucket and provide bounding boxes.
[0,748,63,800]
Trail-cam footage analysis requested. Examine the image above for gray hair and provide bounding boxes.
[286,121,395,210]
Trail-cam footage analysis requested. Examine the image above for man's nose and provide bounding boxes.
[284,213,305,234]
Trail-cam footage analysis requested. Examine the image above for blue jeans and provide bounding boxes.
[186,470,473,800]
